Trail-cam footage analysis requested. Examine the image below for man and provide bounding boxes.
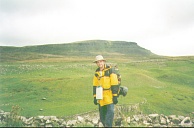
[93,55,119,127]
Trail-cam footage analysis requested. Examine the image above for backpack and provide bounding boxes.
[109,64,128,97]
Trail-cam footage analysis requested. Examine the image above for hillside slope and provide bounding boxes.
[0,40,157,62]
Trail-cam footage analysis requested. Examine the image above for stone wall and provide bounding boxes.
[0,109,193,127]
[115,113,194,127]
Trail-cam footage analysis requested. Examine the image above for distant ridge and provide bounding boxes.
[0,40,157,62]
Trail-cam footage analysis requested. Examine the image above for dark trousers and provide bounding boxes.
[99,104,114,127]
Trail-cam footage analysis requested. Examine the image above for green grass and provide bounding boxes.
[0,56,194,117]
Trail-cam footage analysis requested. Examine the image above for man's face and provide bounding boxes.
[96,60,105,69]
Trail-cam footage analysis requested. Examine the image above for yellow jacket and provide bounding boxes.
[93,64,119,106]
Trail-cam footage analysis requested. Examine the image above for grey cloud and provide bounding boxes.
[160,0,194,27]
[0,0,194,56]
[0,0,70,14]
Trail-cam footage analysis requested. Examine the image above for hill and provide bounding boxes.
[0,40,194,119]
[0,40,157,62]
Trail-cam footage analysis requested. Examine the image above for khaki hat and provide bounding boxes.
[93,55,106,63]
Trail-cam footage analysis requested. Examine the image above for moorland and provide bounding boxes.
[0,40,194,117]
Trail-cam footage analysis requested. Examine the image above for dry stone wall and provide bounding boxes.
[0,109,194,127]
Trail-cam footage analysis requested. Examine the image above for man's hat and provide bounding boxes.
[93,55,106,63]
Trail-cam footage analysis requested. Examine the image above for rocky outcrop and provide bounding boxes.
[0,109,194,127]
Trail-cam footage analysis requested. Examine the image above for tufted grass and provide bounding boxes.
[0,56,194,117]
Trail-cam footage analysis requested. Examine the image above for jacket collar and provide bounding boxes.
[96,64,109,71]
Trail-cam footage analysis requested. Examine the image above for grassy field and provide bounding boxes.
[0,56,194,117]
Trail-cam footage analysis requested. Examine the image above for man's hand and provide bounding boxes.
[94,97,98,105]
[113,96,118,104]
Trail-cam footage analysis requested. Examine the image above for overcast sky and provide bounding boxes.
[0,0,194,56]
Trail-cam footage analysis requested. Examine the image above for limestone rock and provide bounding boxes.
[67,120,77,126]
[98,122,104,127]
[164,115,170,124]
[172,117,180,124]
[149,114,159,118]
[50,116,58,122]
[181,117,193,127]
[46,119,51,124]
[160,117,167,125]
[133,115,140,122]
[86,122,93,127]
[20,116,27,122]
[42,97,46,100]
[146,117,152,123]
[43,116,50,121]
[92,117,99,125]
[3,112,10,118]
[126,117,131,124]
[31,120,40,127]
[61,120,67,126]
[168,115,176,120]
[149,114,159,124]
[153,123,161,127]
[143,120,151,126]
[25,117,34,125]
[77,116,84,123]
[39,123,45,126]
[178,115,185,121]
[36,116,44,120]
[57,119,65,124]
[45,124,52,127]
